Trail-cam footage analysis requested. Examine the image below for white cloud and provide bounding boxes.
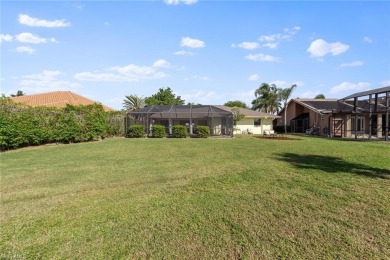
[153,59,170,68]
[248,74,259,81]
[258,26,301,48]
[339,61,364,68]
[164,0,198,5]
[307,39,349,58]
[262,42,278,49]
[23,70,63,81]
[20,70,80,93]
[297,90,322,99]
[75,64,167,82]
[181,89,217,104]
[16,46,36,54]
[16,32,58,44]
[18,14,70,27]
[363,36,373,43]
[270,80,304,89]
[180,37,205,48]
[193,75,209,81]
[245,53,281,62]
[174,50,194,56]
[330,82,371,94]
[73,3,85,10]
[380,80,390,86]
[0,34,13,42]
[232,42,259,50]
[74,72,130,82]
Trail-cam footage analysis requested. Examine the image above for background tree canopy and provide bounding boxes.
[314,94,325,99]
[224,100,248,108]
[145,87,185,106]
[251,83,281,114]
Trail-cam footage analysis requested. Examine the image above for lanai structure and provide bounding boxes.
[336,87,390,141]
[126,105,234,137]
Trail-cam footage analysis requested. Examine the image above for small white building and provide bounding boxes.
[216,106,280,135]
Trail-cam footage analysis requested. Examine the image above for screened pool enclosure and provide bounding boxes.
[126,105,234,137]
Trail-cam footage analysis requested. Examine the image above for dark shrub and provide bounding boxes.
[152,125,166,138]
[195,125,210,138]
[171,125,188,138]
[128,125,145,138]
[274,125,291,133]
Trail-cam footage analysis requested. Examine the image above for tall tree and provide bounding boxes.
[145,87,185,106]
[224,100,248,108]
[10,90,25,97]
[123,95,145,111]
[314,94,325,99]
[231,107,245,126]
[251,83,281,114]
[279,84,297,133]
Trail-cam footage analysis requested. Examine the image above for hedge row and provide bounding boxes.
[0,99,125,151]
[127,124,211,138]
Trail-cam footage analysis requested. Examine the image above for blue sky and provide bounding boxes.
[1,0,389,110]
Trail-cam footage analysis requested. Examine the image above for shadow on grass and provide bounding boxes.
[278,153,390,179]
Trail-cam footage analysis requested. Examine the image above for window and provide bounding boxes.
[254,119,261,126]
[352,117,364,133]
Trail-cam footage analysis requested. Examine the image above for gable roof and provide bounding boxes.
[215,105,281,118]
[293,99,340,113]
[10,91,115,111]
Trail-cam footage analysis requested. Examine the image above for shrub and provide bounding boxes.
[152,125,166,138]
[274,125,291,133]
[0,99,126,150]
[195,125,210,138]
[171,125,188,138]
[127,125,145,138]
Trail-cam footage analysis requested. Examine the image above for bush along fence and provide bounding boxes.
[0,99,125,151]
[126,124,212,138]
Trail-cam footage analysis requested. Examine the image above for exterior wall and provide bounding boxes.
[235,117,274,135]
[276,102,298,126]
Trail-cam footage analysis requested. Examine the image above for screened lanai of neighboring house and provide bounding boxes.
[126,105,234,137]
[336,86,390,141]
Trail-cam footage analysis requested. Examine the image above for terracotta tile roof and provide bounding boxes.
[10,91,115,111]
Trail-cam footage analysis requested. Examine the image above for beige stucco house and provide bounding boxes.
[216,106,280,135]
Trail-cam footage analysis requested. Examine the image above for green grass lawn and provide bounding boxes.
[1,136,389,259]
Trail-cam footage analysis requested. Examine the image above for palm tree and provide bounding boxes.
[252,83,281,114]
[123,95,145,111]
[279,84,297,133]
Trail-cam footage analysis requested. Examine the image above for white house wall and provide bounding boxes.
[235,118,274,135]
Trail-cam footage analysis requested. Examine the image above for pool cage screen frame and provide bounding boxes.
[125,105,234,137]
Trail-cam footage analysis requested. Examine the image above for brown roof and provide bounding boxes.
[10,91,115,111]
[215,105,281,118]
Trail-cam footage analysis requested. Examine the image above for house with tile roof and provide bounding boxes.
[10,91,114,111]
[275,86,390,140]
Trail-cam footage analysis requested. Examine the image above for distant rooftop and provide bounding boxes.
[10,91,114,111]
